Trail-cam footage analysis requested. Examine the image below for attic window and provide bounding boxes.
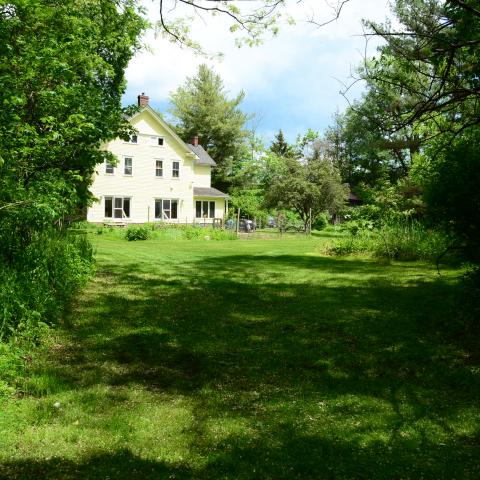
[130,135,138,144]
[150,136,164,146]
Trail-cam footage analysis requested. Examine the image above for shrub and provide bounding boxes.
[0,229,95,397]
[182,226,204,240]
[458,267,480,335]
[125,226,151,241]
[182,226,237,240]
[328,220,449,262]
[312,212,329,231]
[0,231,95,340]
[209,229,237,240]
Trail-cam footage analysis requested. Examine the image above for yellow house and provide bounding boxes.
[87,94,228,225]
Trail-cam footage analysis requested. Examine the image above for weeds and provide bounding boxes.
[328,220,449,262]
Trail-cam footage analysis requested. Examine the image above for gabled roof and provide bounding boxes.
[187,144,216,166]
[128,106,197,158]
[194,187,229,198]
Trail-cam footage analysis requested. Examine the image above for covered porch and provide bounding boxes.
[193,187,229,226]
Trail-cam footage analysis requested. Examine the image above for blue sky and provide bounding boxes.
[124,0,391,145]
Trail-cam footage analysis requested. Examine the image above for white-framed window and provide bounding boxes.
[172,161,179,178]
[155,199,178,220]
[105,159,115,174]
[196,200,215,218]
[104,196,131,219]
[155,160,163,177]
[150,136,164,146]
[124,157,133,175]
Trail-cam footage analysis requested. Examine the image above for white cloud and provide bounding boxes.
[124,0,392,139]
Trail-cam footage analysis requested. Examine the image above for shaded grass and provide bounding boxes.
[1,232,479,479]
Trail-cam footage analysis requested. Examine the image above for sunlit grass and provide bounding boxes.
[1,231,478,479]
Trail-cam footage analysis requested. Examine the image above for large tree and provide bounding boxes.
[0,0,145,252]
[361,0,480,138]
[358,0,480,256]
[324,91,422,187]
[266,135,349,231]
[169,64,250,190]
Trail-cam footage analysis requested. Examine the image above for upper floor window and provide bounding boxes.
[172,161,179,178]
[155,160,163,177]
[150,136,164,146]
[129,134,138,144]
[105,160,114,174]
[124,157,132,175]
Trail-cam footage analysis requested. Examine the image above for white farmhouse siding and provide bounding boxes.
[87,102,228,225]
[193,165,212,188]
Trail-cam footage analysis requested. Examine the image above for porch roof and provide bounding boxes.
[193,187,229,198]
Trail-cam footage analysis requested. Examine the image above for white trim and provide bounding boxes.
[104,196,132,220]
[154,159,163,178]
[172,160,180,179]
[124,156,133,176]
[154,198,179,220]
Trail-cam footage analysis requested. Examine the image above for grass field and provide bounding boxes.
[1,232,479,479]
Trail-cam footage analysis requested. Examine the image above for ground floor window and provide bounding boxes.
[155,199,178,220]
[105,196,130,219]
[196,200,215,218]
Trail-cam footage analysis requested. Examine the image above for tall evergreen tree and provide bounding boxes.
[270,129,294,157]
[169,64,249,190]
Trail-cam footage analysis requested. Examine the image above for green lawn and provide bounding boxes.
[1,233,479,479]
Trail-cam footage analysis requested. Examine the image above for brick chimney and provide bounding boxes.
[137,92,149,108]
[192,136,199,146]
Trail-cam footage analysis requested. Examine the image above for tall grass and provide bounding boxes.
[328,220,449,262]
[0,230,95,396]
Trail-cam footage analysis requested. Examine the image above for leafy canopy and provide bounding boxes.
[0,0,145,253]
[266,134,349,230]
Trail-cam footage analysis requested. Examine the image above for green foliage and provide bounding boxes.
[458,267,480,335]
[182,226,236,241]
[413,126,480,262]
[0,0,144,352]
[0,230,94,396]
[266,145,349,230]
[363,0,480,137]
[325,99,419,187]
[1,235,477,478]
[125,226,152,241]
[169,65,250,190]
[0,0,145,220]
[269,129,295,158]
[229,188,266,220]
[0,231,94,341]
[312,212,330,231]
[329,220,449,262]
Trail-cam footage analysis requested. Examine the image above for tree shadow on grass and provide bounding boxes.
[2,430,479,480]
[0,449,191,480]
[15,253,480,479]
